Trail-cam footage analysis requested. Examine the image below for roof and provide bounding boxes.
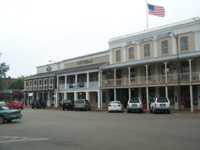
[109,17,200,44]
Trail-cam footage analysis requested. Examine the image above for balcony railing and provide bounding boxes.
[89,81,99,88]
[149,74,165,85]
[101,72,200,88]
[130,76,146,85]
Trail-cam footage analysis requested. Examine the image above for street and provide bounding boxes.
[0,109,200,150]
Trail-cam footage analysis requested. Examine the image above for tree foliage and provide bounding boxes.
[0,62,9,78]
[9,77,24,89]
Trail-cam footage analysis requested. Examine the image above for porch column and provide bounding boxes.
[97,90,101,110]
[128,67,131,85]
[128,88,131,101]
[47,91,51,107]
[189,59,194,112]
[114,88,117,101]
[114,68,116,87]
[174,87,180,110]
[74,92,77,101]
[145,64,149,111]
[64,75,67,89]
[87,72,89,88]
[64,92,67,100]
[75,74,78,88]
[114,68,117,101]
[164,62,168,99]
[139,88,142,98]
[54,91,58,108]
[86,92,89,101]
[98,71,102,88]
[57,76,59,90]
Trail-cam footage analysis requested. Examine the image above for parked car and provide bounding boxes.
[74,99,90,111]
[127,97,143,113]
[0,101,6,107]
[63,99,74,110]
[7,100,24,110]
[0,106,22,124]
[31,100,41,109]
[150,97,171,113]
[108,101,123,112]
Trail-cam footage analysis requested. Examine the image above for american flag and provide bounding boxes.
[148,3,165,17]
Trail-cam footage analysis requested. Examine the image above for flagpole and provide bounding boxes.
[145,0,149,30]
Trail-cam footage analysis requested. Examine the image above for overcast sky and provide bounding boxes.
[0,0,199,77]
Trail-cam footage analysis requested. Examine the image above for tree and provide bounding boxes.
[0,62,9,78]
[9,77,24,90]
[0,62,9,90]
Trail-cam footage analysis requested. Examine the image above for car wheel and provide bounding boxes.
[167,110,171,114]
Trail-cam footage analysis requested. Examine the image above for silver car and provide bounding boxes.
[127,97,143,113]
[74,99,91,111]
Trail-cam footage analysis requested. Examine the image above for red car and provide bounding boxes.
[7,101,24,109]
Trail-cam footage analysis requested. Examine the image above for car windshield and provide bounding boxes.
[157,97,168,103]
[111,101,121,104]
[130,97,140,103]
[76,100,85,104]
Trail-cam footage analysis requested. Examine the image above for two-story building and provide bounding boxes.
[24,17,200,112]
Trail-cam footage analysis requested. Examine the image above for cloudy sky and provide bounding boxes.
[0,0,199,77]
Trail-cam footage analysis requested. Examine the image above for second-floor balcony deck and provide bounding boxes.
[58,81,99,90]
[102,72,200,88]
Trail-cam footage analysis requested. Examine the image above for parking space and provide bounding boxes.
[0,109,200,150]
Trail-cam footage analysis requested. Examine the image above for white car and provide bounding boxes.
[127,97,143,113]
[108,101,123,112]
[150,97,170,113]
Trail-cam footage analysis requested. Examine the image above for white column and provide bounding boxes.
[114,68,116,87]
[98,71,102,88]
[57,76,59,90]
[114,68,117,101]
[64,92,67,100]
[145,64,149,111]
[97,90,101,109]
[87,72,89,88]
[146,87,149,111]
[165,86,168,98]
[74,92,77,101]
[128,67,131,86]
[189,59,193,112]
[75,74,78,88]
[174,87,179,110]
[86,92,89,101]
[114,88,117,101]
[65,75,67,89]
[54,91,58,108]
[128,88,131,101]
[47,92,51,107]
[190,85,194,112]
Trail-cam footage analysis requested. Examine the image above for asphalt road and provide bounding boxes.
[0,109,200,150]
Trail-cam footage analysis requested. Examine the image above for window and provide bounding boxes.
[128,47,135,59]
[115,50,121,62]
[144,44,150,57]
[180,36,189,51]
[161,40,168,54]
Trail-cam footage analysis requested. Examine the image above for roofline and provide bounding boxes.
[109,17,200,43]
[37,49,109,68]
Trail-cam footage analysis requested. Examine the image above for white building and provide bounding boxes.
[24,17,200,112]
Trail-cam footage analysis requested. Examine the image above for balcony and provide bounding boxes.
[101,72,200,88]
[89,81,99,88]
[149,74,165,85]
